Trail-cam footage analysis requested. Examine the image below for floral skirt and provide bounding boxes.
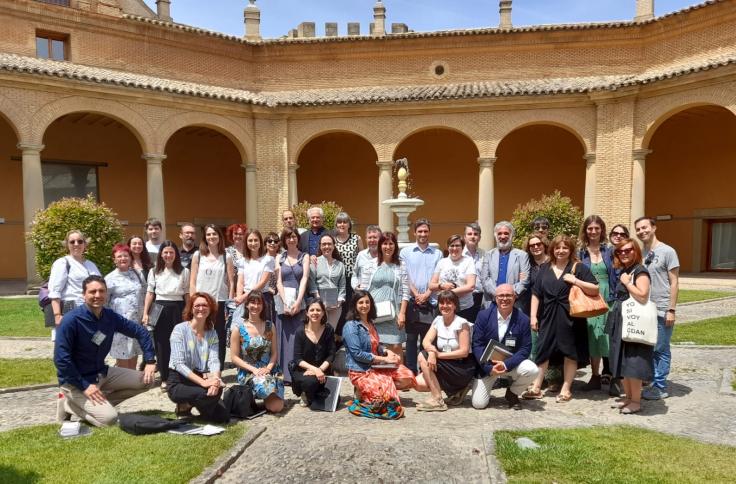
[347,365,415,419]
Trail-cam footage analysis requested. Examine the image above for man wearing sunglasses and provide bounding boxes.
[634,217,679,400]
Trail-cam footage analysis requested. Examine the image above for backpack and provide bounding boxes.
[223,385,258,419]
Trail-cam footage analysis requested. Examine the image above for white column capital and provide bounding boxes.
[242,163,257,173]
[584,153,596,166]
[376,160,393,170]
[142,153,166,165]
[17,143,45,154]
[478,157,497,168]
[288,162,299,172]
[632,149,652,161]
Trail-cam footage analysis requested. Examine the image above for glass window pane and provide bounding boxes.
[51,39,65,61]
[36,37,49,59]
[710,222,736,270]
[42,163,98,207]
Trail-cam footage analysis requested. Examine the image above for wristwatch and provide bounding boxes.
[666,309,676,314]
[145,359,157,365]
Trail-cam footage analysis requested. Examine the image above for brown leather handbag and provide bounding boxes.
[568,263,609,318]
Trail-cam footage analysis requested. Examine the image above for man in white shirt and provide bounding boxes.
[463,222,485,322]
[145,218,163,258]
[470,284,538,409]
[282,209,306,235]
[351,225,382,290]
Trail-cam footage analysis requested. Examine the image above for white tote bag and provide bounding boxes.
[374,300,396,323]
[621,296,658,346]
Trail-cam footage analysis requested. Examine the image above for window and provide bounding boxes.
[42,162,99,207]
[707,219,736,271]
[36,31,68,61]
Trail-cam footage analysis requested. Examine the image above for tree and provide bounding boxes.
[28,195,125,279]
[290,201,344,230]
[510,191,583,248]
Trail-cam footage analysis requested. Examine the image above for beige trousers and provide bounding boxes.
[61,366,152,427]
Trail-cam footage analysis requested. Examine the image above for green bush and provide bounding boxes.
[290,201,344,231]
[511,191,583,248]
[28,195,125,279]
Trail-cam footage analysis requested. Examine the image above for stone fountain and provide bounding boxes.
[382,158,424,243]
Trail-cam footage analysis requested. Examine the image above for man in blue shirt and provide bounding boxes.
[55,275,157,427]
[471,284,538,409]
[299,206,330,256]
[479,221,530,309]
[400,218,442,374]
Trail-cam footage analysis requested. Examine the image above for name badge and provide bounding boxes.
[91,331,107,346]
[506,337,517,348]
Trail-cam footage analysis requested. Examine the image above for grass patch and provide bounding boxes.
[495,425,736,483]
[678,289,735,304]
[0,418,245,484]
[0,298,48,338]
[0,359,56,388]
[672,315,736,345]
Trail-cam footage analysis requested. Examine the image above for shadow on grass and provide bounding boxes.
[0,465,41,484]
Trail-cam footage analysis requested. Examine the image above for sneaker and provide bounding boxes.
[642,386,669,400]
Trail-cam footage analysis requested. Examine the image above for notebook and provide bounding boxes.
[480,339,513,364]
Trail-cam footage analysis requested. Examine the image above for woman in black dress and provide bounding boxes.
[523,235,599,403]
[290,300,336,407]
[606,238,652,415]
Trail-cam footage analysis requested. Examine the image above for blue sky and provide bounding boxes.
[142,1,702,38]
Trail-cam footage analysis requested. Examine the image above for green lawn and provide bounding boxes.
[495,425,736,483]
[0,359,56,388]
[0,418,245,484]
[678,289,735,304]
[673,315,736,345]
[0,298,48,337]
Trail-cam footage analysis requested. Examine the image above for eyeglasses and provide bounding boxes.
[528,242,544,249]
[496,294,514,300]
[68,240,85,245]
[533,224,549,230]
[610,231,628,237]
[615,247,635,256]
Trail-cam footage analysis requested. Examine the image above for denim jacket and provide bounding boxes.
[342,319,384,372]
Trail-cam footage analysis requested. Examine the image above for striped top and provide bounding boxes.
[169,322,221,377]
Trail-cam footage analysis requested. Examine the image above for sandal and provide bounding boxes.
[600,374,612,385]
[416,399,448,412]
[610,399,631,409]
[555,393,572,403]
[521,388,544,400]
[620,403,641,415]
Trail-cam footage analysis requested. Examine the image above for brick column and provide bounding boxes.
[288,163,299,208]
[377,160,394,232]
[18,142,45,284]
[143,153,167,239]
[631,149,651,225]
[477,157,496,250]
[583,153,597,216]
[243,162,259,228]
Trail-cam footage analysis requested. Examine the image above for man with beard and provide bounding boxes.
[178,222,197,269]
[479,221,530,310]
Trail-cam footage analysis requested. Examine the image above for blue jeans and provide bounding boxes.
[653,315,673,390]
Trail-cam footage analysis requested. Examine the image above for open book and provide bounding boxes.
[480,339,513,364]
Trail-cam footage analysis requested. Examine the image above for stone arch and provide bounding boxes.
[294,128,376,162]
[391,121,482,159]
[640,100,736,149]
[289,119,381,162]
[494,120,590,158]
[156,111,253,162]
[30,96,153,152]
[0,93,24,141]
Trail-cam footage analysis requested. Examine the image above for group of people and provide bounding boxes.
[50,207,679,425]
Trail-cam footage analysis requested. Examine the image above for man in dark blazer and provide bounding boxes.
[471,283,538,408]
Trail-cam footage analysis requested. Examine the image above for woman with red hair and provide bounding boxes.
[105,243,147,369]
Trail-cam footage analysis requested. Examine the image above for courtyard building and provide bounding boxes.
[1,0,735,286]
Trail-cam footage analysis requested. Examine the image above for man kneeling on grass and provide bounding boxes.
[54,275,157,427]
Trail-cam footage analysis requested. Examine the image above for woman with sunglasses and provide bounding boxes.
[276,228,310,384]
[264,232,282,317]
[190,224,235,367]
[606,238,652,415]
[577,215,617,392]
[521,234,550,359]
[48,230,101,339]
[608,225,630,248]
[523,235,599,403]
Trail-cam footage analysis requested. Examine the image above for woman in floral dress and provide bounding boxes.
[231,292,284,413]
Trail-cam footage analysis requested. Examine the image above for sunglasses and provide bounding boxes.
[68,240,85,245]
[266,240,279,244]
[615,247,635,256]
[610,231,628,237]
[529,242,544,249]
